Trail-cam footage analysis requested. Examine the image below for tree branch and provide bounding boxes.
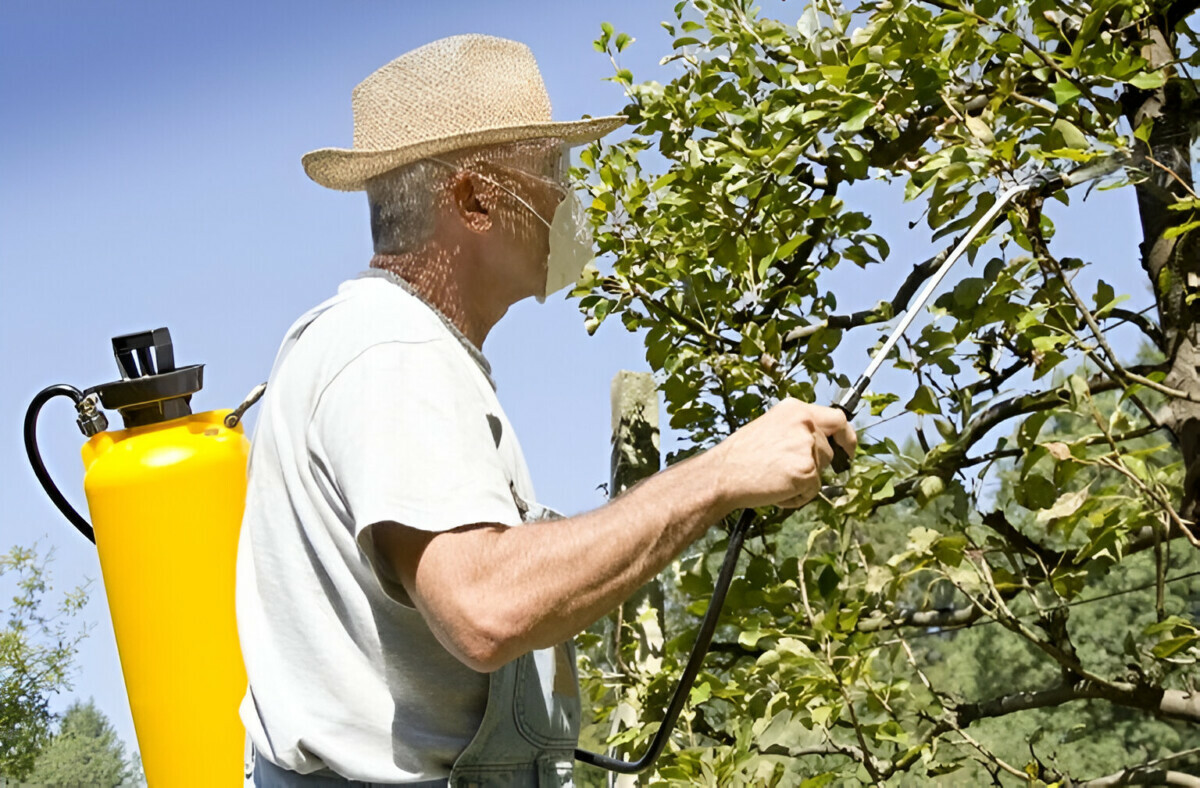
[1100,307,1165,351]
[1077,747,1200,787]
[857,604,981,632]
[856,516,1196,634]
[960,425,1164,468]
[1080,769,1200,787]
[1167,0,1200,30]
[955,680,1200,726]
[783,247,949,345]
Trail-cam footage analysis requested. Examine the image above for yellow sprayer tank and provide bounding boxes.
[24,328,250,787]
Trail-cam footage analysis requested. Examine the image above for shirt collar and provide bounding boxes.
[355,269,496,391]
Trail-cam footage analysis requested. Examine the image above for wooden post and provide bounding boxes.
[606,372,664,784]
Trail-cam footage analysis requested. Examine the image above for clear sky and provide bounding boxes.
[1,0,1152,771]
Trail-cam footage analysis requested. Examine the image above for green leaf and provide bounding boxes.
[775,233,812,263]
[1152,634,1198,659]
[1128,70,1166,90]
[1036,487,1088,523]
[1163,219,1200,240]
[965,115,994,144]
[1052,119,1089,149]
[817,566,841,599]
[908,526,941,555]
[905,385,942,415]
[865,392,900,416]
[1016,474,1057,510]
[738,628,767,648]
[615,32,633,52]
[1052,78,1081,106]
[916,475,946,507]
[1134,117,1154,145]
[932,534,967,566]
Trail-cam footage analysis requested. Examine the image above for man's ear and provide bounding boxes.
[450,171,492,233]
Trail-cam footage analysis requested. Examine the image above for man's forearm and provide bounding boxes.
[388,449,732,672]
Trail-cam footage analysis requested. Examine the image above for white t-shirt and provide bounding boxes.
[235,273,539,782]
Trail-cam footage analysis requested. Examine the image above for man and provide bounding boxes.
[236,34,855,787]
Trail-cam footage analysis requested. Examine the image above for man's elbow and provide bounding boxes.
[399,525,535,673]
[442,608,527,673]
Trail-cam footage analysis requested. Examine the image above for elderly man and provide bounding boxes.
[236,34,855,787]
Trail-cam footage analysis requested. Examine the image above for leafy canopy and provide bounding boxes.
[573,0,1200,784]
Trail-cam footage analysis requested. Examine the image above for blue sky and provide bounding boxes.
[1,0,1153,768]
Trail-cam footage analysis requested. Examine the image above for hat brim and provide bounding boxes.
[301,115,625,191]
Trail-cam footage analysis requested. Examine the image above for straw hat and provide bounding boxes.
[302,34,625,191]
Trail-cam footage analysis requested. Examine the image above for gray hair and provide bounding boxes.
[365,138,568,255]
[366,159,450,255]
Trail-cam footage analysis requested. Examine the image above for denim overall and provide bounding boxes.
[445,497,580,788]
[250,497,581,788]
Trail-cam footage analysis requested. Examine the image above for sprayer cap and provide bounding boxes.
[85,328,204,429]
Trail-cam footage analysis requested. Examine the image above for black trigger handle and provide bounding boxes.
[829,377,868,474]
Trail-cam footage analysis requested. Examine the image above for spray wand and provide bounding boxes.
[575,154,1129,774]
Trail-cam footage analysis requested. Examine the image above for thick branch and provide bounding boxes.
[1103,307,1165,350]
[1080,769,1200,787]
[956,680,1200,726]
[1078,747,1200,787]
[857,604,980,632]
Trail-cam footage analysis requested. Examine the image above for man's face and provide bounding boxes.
[451,140,570,300]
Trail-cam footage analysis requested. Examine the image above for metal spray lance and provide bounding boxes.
[575,154,1129,775]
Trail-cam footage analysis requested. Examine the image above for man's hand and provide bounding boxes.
[707,398,857,510]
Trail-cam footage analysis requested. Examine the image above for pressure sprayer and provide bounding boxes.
[24,328,262,788]
[574,154,1130,774]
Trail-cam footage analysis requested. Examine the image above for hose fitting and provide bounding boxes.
[76,393,109,437]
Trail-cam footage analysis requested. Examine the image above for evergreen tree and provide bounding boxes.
[22,698,131,787]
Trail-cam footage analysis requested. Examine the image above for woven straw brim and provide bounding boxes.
[302,115,625,191]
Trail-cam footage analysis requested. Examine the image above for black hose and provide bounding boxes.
[24,385,95,544]
[574,506,755,773]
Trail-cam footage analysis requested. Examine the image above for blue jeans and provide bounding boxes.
[251,745,448,788]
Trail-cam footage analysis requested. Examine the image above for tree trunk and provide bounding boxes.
[1122,9,1200,524]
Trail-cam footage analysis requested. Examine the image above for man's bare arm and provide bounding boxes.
[372,398,855,673]
[373,449,724,672]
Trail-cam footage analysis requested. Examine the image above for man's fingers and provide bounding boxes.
[812,430,834,471]
[832,424,858,457]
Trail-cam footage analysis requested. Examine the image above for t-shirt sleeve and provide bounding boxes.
[310,339,521,606]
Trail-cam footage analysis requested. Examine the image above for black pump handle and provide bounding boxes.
[24,385,96,544]
[112,327,175,379]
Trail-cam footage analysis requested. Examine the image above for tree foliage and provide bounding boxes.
[0,544,90,781]
[22,697,143,788]
[573,0,1200,783]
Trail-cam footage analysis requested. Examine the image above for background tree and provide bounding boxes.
[21,697,139,788]
[0,544,90,782]
[573,0,1200,783]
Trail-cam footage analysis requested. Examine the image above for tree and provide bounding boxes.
[122,750,145,788]
[22,698,136,787]
[573,0,1200,783]
[0,544,91,781]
